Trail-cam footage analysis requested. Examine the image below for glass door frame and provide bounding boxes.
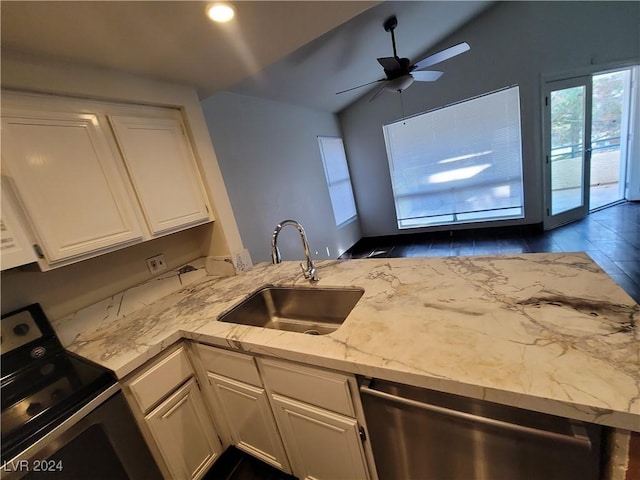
[543,75,592,230]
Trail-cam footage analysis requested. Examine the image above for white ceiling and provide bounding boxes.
[1,1,492,113]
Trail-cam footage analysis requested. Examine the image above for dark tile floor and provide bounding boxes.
[204,447,297,480]
[340,201,640,304]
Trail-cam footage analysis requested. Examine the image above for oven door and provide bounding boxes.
[1,386,162,480]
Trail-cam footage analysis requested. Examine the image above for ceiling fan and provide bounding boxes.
[337,15,470,101]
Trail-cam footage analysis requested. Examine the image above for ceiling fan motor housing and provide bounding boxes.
[383,15,398,32]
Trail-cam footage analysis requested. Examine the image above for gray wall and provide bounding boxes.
[201,92,362,263]
[340,1,640,237]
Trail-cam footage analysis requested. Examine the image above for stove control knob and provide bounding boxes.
[13,323,30,336]
[26,402,43,416]
[30,346,46,359]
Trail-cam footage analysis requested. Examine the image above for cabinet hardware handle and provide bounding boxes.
[33,244,45,259]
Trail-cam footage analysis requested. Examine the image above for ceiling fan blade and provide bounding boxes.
[369,82,388,102]
[412,42,470,71]
[336,78,386,95]
[377,56,401,72]
[411,70,444,82]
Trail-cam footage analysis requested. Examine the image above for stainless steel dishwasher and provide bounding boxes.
[360,379,603,480]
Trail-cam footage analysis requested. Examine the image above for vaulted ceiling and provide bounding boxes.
[1,1,492,113]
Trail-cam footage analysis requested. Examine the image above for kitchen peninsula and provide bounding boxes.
[61,253,638,432]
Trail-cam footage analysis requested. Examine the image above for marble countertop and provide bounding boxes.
[63,253,639,431]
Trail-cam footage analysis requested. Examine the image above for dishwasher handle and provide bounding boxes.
[360,382,592,449]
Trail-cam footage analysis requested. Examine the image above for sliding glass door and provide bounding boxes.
[544,76,592,229]
[544,67,636,229]
[589,69,632,210]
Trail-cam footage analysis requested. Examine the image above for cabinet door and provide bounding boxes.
[1,109,143,262]
[108,114,212,235]
[271,394,370,480]
[207,373,291,473]
[146,378,222,480]
[1,176,37,270]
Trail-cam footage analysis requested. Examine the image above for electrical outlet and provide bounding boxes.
[146,254,168,274]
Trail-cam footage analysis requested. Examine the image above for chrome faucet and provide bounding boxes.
[271,220,319,282]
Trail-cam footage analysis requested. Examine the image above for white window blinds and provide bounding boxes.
[318,136,357,226]
[383,86,524,229]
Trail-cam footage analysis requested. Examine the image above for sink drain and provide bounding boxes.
[304,329,321,335]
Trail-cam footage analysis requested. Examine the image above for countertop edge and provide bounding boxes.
[65,255,640,433]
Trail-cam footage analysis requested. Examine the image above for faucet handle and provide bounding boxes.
[300,262,319,282]
[300,262,310,278]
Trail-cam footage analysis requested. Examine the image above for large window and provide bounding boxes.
[383,86,524,229]
[317,136,357,226]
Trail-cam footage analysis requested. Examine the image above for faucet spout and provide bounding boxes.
[271,220,319,282]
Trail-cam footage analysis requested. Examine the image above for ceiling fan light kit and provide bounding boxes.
[336,15,470,101]
[385,75,414,93]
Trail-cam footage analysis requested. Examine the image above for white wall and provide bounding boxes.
[339,1,640,237]
[201,92,362,263]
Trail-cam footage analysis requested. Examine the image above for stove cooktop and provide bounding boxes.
[1,304,116,463]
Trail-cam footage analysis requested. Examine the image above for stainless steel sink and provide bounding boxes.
[219,286,364,335]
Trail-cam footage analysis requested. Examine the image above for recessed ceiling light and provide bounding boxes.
[206,3,235,23]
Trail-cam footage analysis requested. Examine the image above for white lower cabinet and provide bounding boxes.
[207,373,290,471]
[192,343,377,480]
[271,394,370,480]
[123,344,223,480]
[146,379,221,480]
[258,358,375,480]
[193,344,291,473]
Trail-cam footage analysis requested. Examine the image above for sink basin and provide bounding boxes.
[219,286,364,335]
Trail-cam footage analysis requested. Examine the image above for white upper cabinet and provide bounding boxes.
[0,92,214,269]
[1,176,38,270]
[108,114,212,236]
[1,106,143,264]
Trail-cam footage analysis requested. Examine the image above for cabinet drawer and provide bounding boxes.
[195,344,262,387]
[258,358,355,417]
[128,346,193,413]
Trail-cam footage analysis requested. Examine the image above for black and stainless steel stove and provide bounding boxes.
[1,304,116,463]
[1,304,161,479]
